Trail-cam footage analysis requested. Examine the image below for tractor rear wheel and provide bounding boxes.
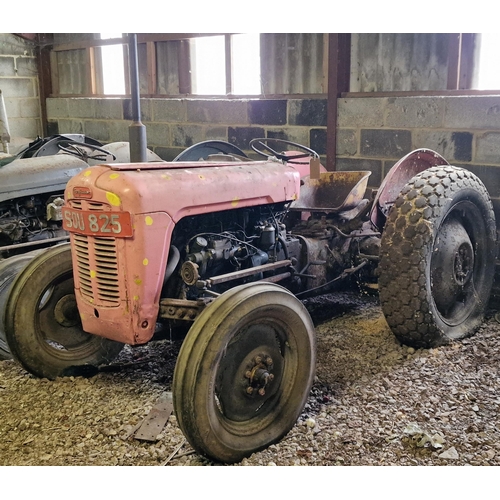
[172,282,316,463]
[379,166,497,348]
[5,244,124,379]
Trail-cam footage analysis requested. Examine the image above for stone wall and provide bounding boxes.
[0,34,42,146]
[46,94,500,218]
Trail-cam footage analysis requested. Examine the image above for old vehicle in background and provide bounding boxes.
[2,138,497,463]
[0,134,163,359]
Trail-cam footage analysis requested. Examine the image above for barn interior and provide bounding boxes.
[1,31,500,476]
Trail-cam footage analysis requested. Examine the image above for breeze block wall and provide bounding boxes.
[47,95,500,220]
[0,34,42,145]
[337,95,500,220]
[46,97,328,162]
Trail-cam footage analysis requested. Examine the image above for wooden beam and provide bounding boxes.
[447,33,461,90]
[459,33,476,90]
[178,39,192,94]
[147,41,157,95]
[86,47,97,95]
[35,34,54,136]
[52,34,235,52]
[326,33,351,171]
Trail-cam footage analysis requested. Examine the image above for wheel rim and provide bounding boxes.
[430,201,485,326]
[215,322,286,423]
[211,311,302,436]
[35,270,101,359]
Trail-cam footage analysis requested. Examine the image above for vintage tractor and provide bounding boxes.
[3,138,497,463]
[0,134,163,359]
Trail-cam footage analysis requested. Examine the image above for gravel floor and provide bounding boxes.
[2,289,500,467]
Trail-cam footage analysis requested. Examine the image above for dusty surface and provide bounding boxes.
[1,290,500,466]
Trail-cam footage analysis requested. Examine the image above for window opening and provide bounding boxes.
[191,34,261,95]
[232,33,261,95]
[100,33,126,95]
[476,33,500,90]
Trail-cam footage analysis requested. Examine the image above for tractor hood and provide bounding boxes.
[0,154,87,203]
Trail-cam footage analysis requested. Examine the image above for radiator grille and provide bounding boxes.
[73,234,120,306]
[70,200,120,306]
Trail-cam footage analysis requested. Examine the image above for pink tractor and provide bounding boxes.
[4,138,497,463]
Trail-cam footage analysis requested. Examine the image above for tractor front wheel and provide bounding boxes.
[5,244,124,379]
[172,282,316,463]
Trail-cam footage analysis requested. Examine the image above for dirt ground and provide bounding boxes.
[1,289,500,466]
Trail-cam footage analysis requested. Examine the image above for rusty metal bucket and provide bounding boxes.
[290,171,371,213]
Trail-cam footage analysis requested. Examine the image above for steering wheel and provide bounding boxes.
[58,140,116,162]
[249,138,319,163]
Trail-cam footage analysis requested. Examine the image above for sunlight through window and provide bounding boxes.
[477,33,500,90]
[192,34,261,95]
[100,33,126,95]
[232,33,261,95]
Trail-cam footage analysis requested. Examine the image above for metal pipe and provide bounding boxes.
[0,235,69,253]
[198,259,293,288]
[127,33,147,163]
[0,90,10,154]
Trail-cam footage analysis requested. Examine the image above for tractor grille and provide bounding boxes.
[69,200,121,306]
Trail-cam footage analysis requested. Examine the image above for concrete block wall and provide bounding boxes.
[46,97,328,161]
[0,34,42,145]
[47,94,500,218]
[337,95,500,218]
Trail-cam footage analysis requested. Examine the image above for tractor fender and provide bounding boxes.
[369,148,449,231]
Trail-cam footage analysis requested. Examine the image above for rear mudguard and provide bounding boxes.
[369,148,449,231]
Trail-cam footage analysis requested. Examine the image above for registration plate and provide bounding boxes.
[62,207,133,237]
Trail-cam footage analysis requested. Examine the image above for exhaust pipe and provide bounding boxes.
[0,90,10,154]
[127,33,147,163]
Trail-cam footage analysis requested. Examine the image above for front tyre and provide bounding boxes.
[5,244,124,379]
[172,282,316,463]
[0,251,43,360]
[379,166,497,348]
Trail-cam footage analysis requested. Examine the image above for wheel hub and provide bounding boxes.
[53,294,80,327]
[244,354,274,396]
[431,217,474,313]
[453,242,473,285]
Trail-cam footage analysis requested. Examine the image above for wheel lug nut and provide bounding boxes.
[258,388,266,396]
[268,374,274,382]
[245,371,252,379]
[255,356,262,364]
[265,357,273,366]
[246,387,254,395]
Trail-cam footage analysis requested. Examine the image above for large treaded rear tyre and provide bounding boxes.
[379,166,497,348]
